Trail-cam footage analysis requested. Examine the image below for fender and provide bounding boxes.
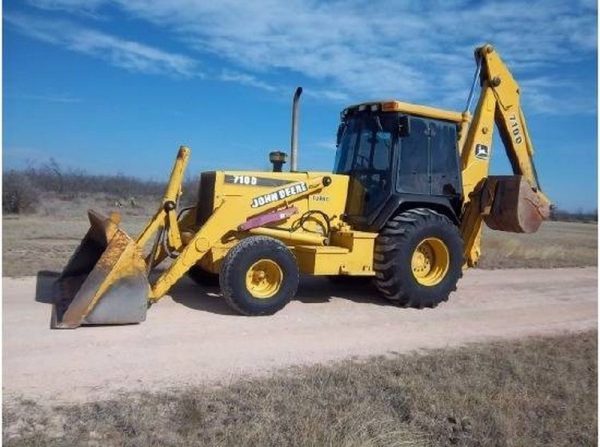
[366,193,461,232]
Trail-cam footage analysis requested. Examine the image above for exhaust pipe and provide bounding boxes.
[290,87,302,171]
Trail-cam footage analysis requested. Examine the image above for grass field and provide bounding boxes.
[3,330,596,446]
[3,197,596,446]
[2,194,597,276]
[2,195,153,277]
[478,220,597,269]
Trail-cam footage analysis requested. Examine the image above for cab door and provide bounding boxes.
[396,117,429,195]
[429,121,461,197]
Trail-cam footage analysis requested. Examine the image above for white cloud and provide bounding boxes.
[218,70,277,92]
[27,0,105,11]
[20,0,599,114]
[6,13,198,77]
[25,0,106,18]
[520,76,596,115]
[312,140,337,151]
[304,88,349,102]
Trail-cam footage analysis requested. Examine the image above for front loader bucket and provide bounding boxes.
[51,210,149,329]
[483,175,550,233]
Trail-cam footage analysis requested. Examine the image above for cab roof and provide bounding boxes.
[343,100,464,124]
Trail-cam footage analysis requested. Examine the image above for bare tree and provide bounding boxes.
[3,171,39,214]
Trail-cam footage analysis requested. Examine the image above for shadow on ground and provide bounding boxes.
[35,268,392,318]
[168,274,391,315]
[35,271,61,304]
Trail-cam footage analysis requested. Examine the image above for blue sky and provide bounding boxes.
[3,0,598,211]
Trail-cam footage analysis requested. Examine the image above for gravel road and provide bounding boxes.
[3,267,597,403]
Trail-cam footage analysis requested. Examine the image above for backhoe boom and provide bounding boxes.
[460,45,551,266]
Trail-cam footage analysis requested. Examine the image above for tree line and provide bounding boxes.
[2,161,597,222]
[3,160,197,214]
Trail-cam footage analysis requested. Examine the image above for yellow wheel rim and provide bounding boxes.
[245,259,283,299]
[411,237,450,286]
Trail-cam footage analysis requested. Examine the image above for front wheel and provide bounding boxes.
[220,236,299,316]
[374,208,463,308]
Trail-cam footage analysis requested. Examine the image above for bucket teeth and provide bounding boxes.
[51,210,149,329]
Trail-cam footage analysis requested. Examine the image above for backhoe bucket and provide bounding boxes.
[51,210,149,329]
[483,175,550,233]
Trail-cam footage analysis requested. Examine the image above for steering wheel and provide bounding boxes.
[355,169,388,195]
[354,154,371,168]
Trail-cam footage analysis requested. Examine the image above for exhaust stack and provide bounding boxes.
[290,87,302,171]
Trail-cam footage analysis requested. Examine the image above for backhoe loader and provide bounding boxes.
[51,44,551,328]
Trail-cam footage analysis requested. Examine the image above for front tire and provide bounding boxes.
[374,208,463,308]
[220,236,299,316]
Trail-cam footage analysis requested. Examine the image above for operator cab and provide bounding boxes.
[333,100,464,231]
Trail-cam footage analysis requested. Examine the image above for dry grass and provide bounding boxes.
[478,221,597,269]
[3,195,597,277]
[3,331,597,447]
[2,195,153,277]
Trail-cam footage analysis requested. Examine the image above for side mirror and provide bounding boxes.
[398,115,410,137]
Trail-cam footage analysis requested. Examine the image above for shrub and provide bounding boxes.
[2,171,40,214]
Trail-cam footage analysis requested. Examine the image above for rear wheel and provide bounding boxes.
[220,236,299,315]
[374,208,463,308]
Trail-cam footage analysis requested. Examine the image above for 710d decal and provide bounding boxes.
[509,114,523,144]
[251,182,308,208]
[224,175,293,187]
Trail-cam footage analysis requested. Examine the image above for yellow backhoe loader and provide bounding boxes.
[51,44,551,328]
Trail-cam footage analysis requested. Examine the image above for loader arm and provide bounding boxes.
[147,175,328,301]
[136,146,190,257]
[460,45,551,266]
[123,147,330,301]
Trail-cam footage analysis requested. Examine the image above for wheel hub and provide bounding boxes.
[411,238,449,286]
[245,259,283,299]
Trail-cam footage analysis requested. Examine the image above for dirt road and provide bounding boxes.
[3,267,597,403]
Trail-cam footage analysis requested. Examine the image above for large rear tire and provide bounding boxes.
[374,208,463,308]
[220,236,299,316]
